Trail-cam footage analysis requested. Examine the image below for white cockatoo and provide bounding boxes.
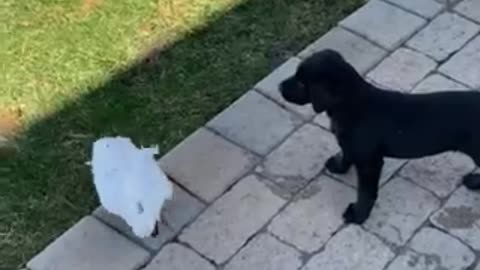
[88,136,173,238]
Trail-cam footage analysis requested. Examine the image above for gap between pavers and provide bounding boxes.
[178,174,287,265]
[340,0,427,50]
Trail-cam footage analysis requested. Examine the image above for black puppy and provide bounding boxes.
[280,49,480,224]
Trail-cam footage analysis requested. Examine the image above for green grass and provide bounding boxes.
[0,0,363,268]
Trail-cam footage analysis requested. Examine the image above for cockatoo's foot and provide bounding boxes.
[151,222,159,237]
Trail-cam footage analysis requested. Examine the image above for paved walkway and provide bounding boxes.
[27,0,480,269]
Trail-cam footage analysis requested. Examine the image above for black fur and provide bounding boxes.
[280,49,480,224]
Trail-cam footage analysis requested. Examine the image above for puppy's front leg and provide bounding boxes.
[325,152,352,174]
[343,158,383,224]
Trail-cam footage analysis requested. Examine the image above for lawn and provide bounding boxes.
[0,0,363,268]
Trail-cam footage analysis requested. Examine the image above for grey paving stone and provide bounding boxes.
[399,152,475,198]
[340,0,426,50]
[94,207,174,251]
[327,158,406,188]
[431,186,480,250]
[254,57,315,120]
[455,0,480,23]
[269,176,355,252]
[407,13,480,61]
[208,91,303,155]
[435,0,462,5]
[367,48,437,92]
[160,128,257,202]
[313,112,330,129]
[364,177,440,245]
[179,175,286,264]
[161,184,205,231]
[27,216,150,270]
[143,243,215,270]
[94,184,205,251]
[298,27,387,74]
[387,227,475,270]
[412,73,469,93]
[302,225,395,270]
[439,35,480,89]
[256,124,338,194]
[385,0,443,18]
[224,234,302,270]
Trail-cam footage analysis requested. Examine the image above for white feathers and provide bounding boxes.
[89,137,173,238]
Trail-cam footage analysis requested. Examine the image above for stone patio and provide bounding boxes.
[27,0,480,269]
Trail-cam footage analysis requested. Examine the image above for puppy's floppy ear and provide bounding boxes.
[320,50,363,96]
[309,80,342,113]
[306,50,357,112]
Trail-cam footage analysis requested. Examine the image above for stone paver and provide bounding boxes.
[385,0,443,19]
[224,234,302,270]
[367,48,437,92]
[431,186,480,250]
[256,124,338,194]
[269,176,355,252]
[298,27,387,74]
[255,57,315,120]
[435,0,462,5]
[302,226,395,270]
[387,227,475,270]
[399,152,475,198]
[340,0,426,50]
[93,207,174,251]
[27,216,150,270]
[364,177,440,245]
[313,113,329,129]
[208,91,302,155]
[407,13,480,61]
[143,243,215,270]
[455,0,480,23]
[160,128,257,202]
[327,158,406,187]
[179,175,286,264]
[440,35,480,89]
[93,184,204,250]
[412,73,469,93]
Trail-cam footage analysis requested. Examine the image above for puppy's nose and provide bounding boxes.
[279,78,293,97]
[279,80,287,94]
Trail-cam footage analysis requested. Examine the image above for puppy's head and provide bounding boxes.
[280,49,362,113]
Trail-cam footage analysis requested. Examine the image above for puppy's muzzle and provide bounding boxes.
[279,77,309,105]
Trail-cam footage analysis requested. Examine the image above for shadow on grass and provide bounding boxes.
[1,0,362,268]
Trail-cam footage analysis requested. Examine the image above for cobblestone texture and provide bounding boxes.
[269,176,355,252]
[179,175,286,264]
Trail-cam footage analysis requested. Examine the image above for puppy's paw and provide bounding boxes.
[463,174,480,190]
[325,155,350,174]
[342,203,369,224]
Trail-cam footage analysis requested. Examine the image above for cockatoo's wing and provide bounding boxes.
[90,138,173,238]
[91,137,138,216]
[124,147,173,237]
